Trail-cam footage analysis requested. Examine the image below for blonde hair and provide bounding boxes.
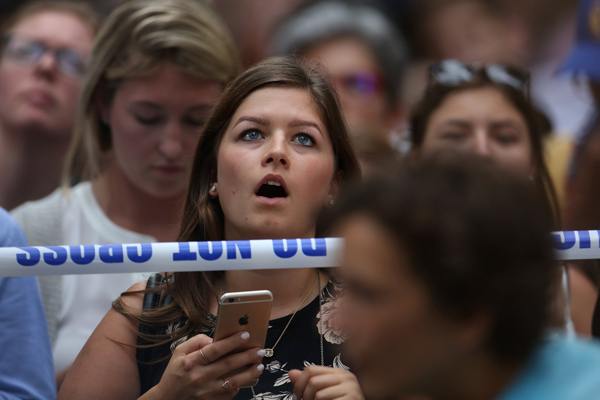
[64,0,241,184]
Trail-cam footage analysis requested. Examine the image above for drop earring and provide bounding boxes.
[329,199,335,206]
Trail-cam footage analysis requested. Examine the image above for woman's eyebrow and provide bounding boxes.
[289,119,322,134]
[233,116,270,128]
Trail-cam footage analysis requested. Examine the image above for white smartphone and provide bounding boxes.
[213,290,273,387]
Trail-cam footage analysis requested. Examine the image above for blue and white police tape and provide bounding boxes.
[0,238,341,277]
[0,231,598,277]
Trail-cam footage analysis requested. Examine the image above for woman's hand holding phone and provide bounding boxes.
[145,332,265,400]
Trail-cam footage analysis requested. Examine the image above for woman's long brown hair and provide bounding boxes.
[113,56,360,354]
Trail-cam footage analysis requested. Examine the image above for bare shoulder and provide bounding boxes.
[120,279,150,309]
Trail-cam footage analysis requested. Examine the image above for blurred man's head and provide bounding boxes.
[0,2,99,138]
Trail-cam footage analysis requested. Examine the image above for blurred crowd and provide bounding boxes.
[2,0,600,399]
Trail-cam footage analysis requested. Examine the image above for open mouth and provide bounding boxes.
[256,181,288,198]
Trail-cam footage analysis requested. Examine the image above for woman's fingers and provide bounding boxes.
[172,333,213,356]
[292,366,364,400]
[208,347,266,380]
[165,331,266,398]
[197,331,250,364]
[218,362,265,392]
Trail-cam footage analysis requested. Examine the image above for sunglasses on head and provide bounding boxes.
[428,59,530,95]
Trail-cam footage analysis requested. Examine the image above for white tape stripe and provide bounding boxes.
[0,238,342,277]
[0,231,598,277]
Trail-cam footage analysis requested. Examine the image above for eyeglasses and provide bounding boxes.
[428,59,530,95]
[2,35,87,77]
[331,71,384,97]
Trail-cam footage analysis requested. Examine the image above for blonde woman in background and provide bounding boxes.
[12,0,241,387]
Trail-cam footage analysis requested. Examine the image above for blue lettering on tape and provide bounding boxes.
[227,241,251,259]
[43,246,68,266]
[99,244,124,263]
[273,239,298,259]
[16,247,40,267]
[301,238,327,256]
[173,243,197,261]
[127,243,152,263]
[578,231,592,249]
[552,231,576,250]
[70,245,95,265]
[198,241,223,261]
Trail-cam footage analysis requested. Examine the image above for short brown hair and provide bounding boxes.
[335,156,557,362]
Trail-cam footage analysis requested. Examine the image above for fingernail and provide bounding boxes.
[257,364,264,373]
[208,338,213,343]
[257,349,266,357]
[241,331,250,340]
[292,395,297,400]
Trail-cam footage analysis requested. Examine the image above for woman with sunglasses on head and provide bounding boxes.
[408,59,573,332]
[12,0,241,388]
[57,56,363,400]
[410,59,559,225]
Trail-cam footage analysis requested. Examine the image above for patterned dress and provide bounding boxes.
[137,279,349,400]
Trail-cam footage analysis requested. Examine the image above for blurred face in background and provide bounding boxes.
[0,10,94,137]
[419,86,533,177]
[336,214,482,399]
[301,36,400,140]
[104,63,222,200]
[421,0,521,65]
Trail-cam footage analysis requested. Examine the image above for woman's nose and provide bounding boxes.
[159,123,184,159]
[474,131,491,157]
[262,134,290,167]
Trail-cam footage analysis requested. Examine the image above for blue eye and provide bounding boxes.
[293,133,315,147]
[241,129,263,141]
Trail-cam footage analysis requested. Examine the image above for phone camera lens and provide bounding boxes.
[228,298,234,303]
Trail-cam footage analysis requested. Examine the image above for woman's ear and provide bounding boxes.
[326,171,342,207]
[209,183,219,197]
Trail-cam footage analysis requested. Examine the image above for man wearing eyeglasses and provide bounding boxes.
[0,1,99,211]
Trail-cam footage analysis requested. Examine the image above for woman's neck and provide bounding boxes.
[92,164,185,242]
[223,268,324,319]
